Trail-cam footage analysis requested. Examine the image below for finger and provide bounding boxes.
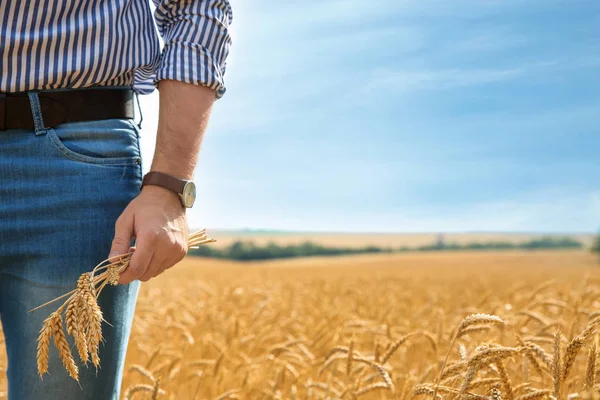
[169,238,189,268]
[163,243,187,271]
[138,254,166,282]
[139,236,187,281]
[109,212,134,261]
[119,235,154,284]
[140,248,183,282]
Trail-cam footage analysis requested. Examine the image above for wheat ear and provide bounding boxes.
[441,361,468,381]
[552,330,562,399]
[458,347,520,399]
[563,320,598,381]
[432,314,504,400]
[433,314,504,400]
[33,230,215,380]
[51,312,79,381]
[586,342,597,388]
[490,387,502,400]
[36,313,54,377]
[459,344,468,361]
[66,291,88,364]
[80,272,103,369]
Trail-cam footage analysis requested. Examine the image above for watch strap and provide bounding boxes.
[141,171,187,195]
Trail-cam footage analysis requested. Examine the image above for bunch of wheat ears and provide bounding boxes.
[421,313,600,400]
[32,229,215,382]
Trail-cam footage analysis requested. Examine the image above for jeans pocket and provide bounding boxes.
[46,118,142,167]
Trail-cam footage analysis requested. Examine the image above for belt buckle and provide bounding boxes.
[0,93,5,131]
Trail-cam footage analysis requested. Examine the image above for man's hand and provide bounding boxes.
[109,80,215,284]
[110,185,189,284]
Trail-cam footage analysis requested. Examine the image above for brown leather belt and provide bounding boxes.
[0,89,135,131]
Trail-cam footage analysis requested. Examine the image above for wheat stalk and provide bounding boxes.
[33,230,215,380]
[516,335,549,378]
[515,390,551,400]
[124,384,166,400]
[458,325,492,339]
[381,332,418,364]
[351,355,394,392]
[355,382,392,397]
[374,340,381,363]
[346,338,354,378]
[496,360,514,400]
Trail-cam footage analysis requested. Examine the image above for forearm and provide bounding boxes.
[113,79,214,283]
[110,1,231,284]
[150,79,215,180]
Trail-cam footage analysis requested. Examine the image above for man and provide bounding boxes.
[0,0,232,398]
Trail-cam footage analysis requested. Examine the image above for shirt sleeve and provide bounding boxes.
[152,0,233,98]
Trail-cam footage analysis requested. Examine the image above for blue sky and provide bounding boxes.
[139,0,600,233]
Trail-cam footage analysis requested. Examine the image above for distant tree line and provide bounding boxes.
[415,236,583,251]
[189,241,391,261]
[593,232,600,261]
[188,236,584,261]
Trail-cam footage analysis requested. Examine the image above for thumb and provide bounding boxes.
[109,212,134,262]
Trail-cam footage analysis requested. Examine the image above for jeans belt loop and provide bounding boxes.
[27,91,47,135]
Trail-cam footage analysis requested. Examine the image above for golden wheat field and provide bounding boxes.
[1,250,600,399]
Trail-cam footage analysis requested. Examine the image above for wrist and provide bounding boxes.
[151,150,195,180]
[140,184,181,203]
[141,171,197,209]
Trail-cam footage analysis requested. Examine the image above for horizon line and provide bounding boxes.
[194,228,597,235]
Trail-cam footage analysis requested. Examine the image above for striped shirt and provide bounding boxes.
[0,0,232,97]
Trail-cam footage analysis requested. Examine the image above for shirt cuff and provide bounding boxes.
[154,37,229,99]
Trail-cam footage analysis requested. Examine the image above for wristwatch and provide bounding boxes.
[141,171,196,208]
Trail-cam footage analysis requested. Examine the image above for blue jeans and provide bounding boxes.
[0,93,143,399]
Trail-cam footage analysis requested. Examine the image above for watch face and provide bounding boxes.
[182,181,196,208]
